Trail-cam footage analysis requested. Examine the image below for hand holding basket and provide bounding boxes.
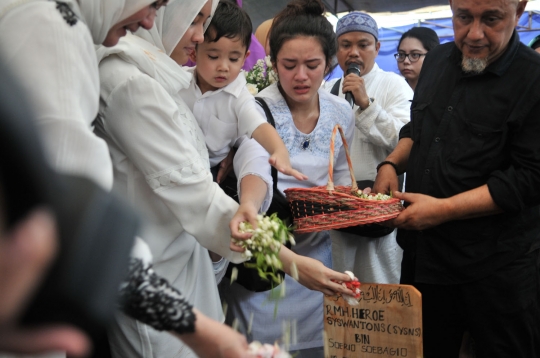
[284,124,403,235]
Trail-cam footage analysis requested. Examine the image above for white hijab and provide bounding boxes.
[136,0,218,56]
[78,0,157,45]
[0,0,156,45]
[97,0,218,94]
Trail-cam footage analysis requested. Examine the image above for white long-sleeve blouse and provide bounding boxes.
[96,35,246,331]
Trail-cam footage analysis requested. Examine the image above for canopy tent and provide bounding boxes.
[321,0,448,14]
[241,1,540,77]
[327,9,540,79]
[242,0,450,28]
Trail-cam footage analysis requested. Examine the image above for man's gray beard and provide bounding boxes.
[461,56,488,74]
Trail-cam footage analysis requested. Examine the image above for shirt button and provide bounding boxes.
[425,169,430,174]
[434,137,441,143]
[447,106,453,112]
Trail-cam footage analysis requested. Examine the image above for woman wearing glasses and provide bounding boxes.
[395,27,440,91]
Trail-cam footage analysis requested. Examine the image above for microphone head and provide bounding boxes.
[346,63,361,76]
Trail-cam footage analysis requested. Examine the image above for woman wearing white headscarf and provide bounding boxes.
[0,0,159,191]
[96,2,357,357]
[95,1,262,357]
[0,1,190,357]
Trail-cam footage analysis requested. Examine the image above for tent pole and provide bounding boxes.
[342,0,355,12]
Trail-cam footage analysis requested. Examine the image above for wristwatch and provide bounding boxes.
[360,97,373,111]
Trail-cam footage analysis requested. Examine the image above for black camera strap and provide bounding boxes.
[330,78,342,96]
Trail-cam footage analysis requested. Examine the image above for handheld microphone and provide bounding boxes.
[344,63,360,108]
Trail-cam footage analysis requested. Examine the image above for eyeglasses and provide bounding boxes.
[151,0,169,10]
[394,53,427,63]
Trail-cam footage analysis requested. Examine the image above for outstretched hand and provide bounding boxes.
[287,253,354,297]
[178,309,252,358]
[373,165,399,195]
[229,202,259,252]
[269,151,308,181]
[0,326,90,357]
[0,209,90,357]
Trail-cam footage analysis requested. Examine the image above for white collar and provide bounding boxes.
[189,68,247,99]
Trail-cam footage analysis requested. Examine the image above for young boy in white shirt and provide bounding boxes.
[179,0,306,183]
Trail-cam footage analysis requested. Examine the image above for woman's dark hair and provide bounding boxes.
[397,27,440,52]
[269,0,336,73]
[204,0,252,50]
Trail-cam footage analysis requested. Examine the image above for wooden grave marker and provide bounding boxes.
[324,283,422,358]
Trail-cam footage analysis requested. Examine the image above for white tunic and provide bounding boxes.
[0,0,111,189]
[0,0,155,190]
[179,67,267,167]
[324,63,412,284]
[97,33,245,358]
[219,84,355,351]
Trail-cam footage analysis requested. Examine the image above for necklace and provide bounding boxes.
[301,136,311,150]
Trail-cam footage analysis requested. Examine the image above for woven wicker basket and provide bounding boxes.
[284,124,403,235]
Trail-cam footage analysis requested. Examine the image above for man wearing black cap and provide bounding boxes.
[325,11,413,285]
[375,0,540,356]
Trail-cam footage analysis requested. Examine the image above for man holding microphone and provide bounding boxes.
[324,12,413,284]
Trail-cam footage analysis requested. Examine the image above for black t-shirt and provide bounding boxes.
[398,31,540,284]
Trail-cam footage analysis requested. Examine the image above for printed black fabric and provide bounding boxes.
[119,258,196,334]
[53,1,78,26]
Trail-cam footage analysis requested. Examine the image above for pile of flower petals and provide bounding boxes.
[247,342,291,358]
[355,187,393,200]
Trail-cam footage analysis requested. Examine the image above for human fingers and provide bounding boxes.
[343,74,363,86]
[295,259,351,295]
[246,212,259,230]
[229,210,255,241]
[220,333,250,358]
[0,209,57,322]
[373,167,399,195]
[229,218,244,240]
[280,167,308,181]
[0,325,90,357]
[341,83,359,95]
[268,157,288,176]
[325,271,355,296]
[393,191,419,204]
[391,207,414,228]
[329,270,351,283]
[230,241,247,252]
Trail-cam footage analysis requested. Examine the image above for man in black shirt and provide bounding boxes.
[374,0,540,356]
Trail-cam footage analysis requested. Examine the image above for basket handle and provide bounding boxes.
[327,124,358,193]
